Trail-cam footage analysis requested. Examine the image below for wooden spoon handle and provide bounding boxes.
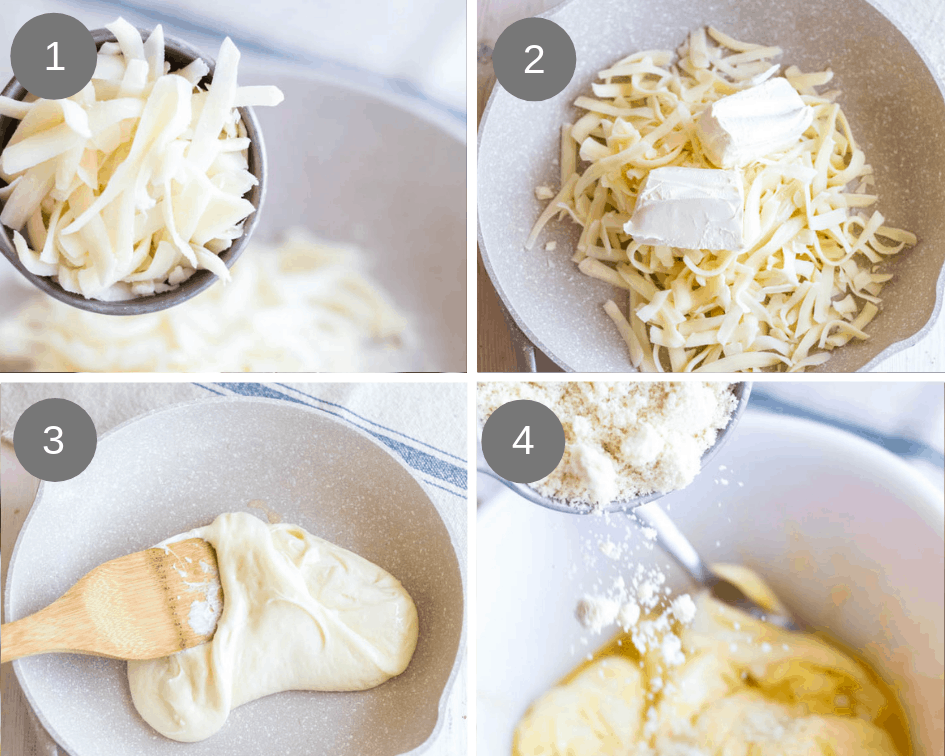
[2,612,61,663]
[1,599,96,663]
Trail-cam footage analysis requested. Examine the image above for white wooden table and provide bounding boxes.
[477,0,945,372]
[1,443,46,756]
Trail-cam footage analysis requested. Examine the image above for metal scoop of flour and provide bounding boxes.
[478,382,752,515]
[633,502,801,631]
[0,538,223,663]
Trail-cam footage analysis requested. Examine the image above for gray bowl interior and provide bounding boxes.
[478,0,945,372]
[243,71,467,371]
[0,28,266,316]
[5,398,464,756]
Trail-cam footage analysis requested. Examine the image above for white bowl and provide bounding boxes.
[477,411,944,754]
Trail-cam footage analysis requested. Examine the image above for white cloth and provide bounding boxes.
[0,0,465,113]
[1,382,467,756]
[750,384,944,453]
[749,383,944,490]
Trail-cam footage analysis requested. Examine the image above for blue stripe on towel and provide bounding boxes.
[193,383,467,497]
[276,383,466,464]
[192,383,226,396]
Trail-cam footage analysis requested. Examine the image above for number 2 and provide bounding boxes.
[47,41,65,71]
[44,426,63,454]
[513,425,534,454]
[525,45,544,73]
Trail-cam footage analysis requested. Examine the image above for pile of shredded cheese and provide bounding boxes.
[0,18,283,300]
[527,26,916,372]
[0,229,409,372]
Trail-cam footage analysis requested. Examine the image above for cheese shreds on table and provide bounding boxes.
[0,18,283,300]
[526,26,917,373]
[0,229,410,372]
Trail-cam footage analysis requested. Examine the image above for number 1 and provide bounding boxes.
[525,45,544,73]
[513,426,534,454]
[47,41,65,71]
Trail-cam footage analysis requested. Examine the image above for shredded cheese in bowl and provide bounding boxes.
[527,26,917,372]
[0,229,410,372]
[0,18,283,301]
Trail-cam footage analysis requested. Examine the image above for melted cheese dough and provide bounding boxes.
[514,565,906,756]
[128,512,419,742]
[514,657,646,755]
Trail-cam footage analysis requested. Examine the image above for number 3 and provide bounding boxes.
[513,425,534,454]
[44,425,63,454]
[525,45,544,73]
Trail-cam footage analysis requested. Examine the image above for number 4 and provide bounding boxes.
[47,41,65,71]
[513,425,534,454]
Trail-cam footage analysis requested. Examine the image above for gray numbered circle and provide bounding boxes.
[482,399,565,484]
[11,14,97,100]
[492,17,576,102]
[13,398,97,482]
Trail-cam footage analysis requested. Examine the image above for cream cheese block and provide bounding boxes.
[623,166,744,251]
[128,512,419,742]
[696,77,814,168]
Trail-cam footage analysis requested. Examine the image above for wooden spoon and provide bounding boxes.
[1,538,222,664]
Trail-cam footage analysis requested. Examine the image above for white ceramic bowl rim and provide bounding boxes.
[265,58,467,146]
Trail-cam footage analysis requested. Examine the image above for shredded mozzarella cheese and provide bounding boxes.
[0,18,284,301]
[0,229,409,372]
[527,27,916,372]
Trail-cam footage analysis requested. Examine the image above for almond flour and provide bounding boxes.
[477,381,737,509]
